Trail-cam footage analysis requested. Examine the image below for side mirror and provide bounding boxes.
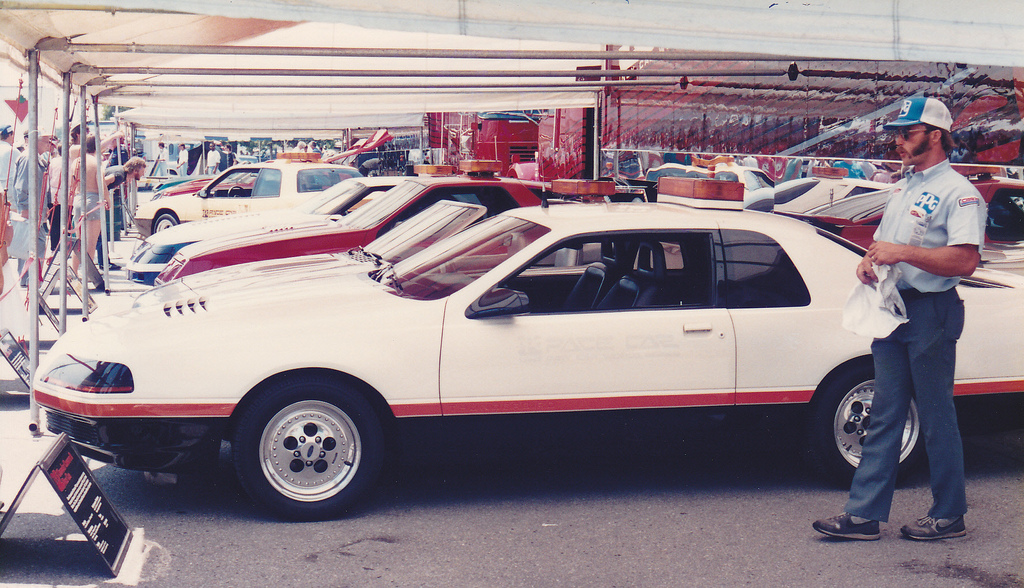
[197,188,208,198]
[465,287,529,319]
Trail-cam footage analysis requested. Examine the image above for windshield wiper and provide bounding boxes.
[371,262,404,293]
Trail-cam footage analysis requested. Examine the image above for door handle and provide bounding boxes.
[683,323,713,334]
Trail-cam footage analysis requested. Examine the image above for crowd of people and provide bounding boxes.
[0,122,145,309]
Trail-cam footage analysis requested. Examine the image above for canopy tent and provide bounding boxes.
[5,0,1024,68]
[3,1,1024,138]
[1,15,612,137]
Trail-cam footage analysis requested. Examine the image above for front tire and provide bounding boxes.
[232,375,384,520]
[806,364,922,485]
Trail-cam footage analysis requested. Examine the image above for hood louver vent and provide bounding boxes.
[163,297,209,317]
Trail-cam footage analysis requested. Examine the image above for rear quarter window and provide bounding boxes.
[721,229,811,308]
[296,168,358,193]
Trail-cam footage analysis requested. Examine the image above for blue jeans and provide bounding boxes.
[845,288,967,522]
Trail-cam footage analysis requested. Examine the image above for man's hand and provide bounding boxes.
[866,241,908,267]
[857,255,877,284]
[864,241,980,279]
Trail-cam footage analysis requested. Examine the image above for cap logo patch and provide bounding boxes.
[899,100,913,117]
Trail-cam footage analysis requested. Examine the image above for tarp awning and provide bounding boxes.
[2,1,1024,137]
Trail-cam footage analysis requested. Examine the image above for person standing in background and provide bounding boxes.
[176,143,189,175]
[222,143,237,169]
[154,141,168,176]
[69,135,110,287]
[0,125,16,193]
[11,133,54,285]
[206,143,221,175]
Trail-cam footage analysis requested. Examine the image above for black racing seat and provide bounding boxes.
[562,262,607,310]
[633,241,667,307]
[598,241,667,311]
[595,274,640,309]
[595,241,666,309]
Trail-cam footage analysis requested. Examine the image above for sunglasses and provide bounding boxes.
[892,127,930,140]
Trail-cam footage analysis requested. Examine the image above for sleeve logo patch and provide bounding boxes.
[958,195,981,207]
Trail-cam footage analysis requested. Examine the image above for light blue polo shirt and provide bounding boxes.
[873,160,986,292]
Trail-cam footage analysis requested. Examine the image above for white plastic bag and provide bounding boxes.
[841,264,908,338]
[0,259,29,341]
[6,213,33,260]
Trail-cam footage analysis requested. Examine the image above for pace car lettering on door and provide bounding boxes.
[517,332,687,363]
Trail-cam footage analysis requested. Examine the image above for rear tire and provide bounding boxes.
[805,364,922,485]
[153,212,179,233]
[232,374,384,520]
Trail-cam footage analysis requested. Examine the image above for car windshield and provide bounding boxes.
[294,180,372,215]
[389,215,550,300]
[774,179,819,205]
[743,170,774,190]
[340,181,425,230]
[363,201,486,263]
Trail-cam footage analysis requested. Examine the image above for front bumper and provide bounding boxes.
[133,217,154,239]
[44,407,225,471]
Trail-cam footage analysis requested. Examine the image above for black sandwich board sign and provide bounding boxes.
[0,329,31,388]
[0,433,134,576]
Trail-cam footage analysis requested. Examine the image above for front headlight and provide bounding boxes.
[42,355,134,393]
[132,239,153,259]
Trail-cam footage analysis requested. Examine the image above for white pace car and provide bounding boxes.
[35,193,1024,520]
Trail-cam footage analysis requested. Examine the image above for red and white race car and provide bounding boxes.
[155,161,545,283]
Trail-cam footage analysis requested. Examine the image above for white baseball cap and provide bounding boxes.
[883,97,952,132]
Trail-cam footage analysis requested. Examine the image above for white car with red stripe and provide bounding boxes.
[35,182,1024,520]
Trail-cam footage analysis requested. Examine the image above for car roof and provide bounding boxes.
[406,173,544,189]
[502,201,816,237]
[231,160,360,174]
[352,176,406,187]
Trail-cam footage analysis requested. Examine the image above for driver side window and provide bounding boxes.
[209,170,260,198]
[500,231,715,313]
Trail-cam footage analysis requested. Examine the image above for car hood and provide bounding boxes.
[146,209,328,246]
[172,216,354,258]
[135,252,374,310]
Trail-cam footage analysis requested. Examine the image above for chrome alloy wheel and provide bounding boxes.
[259,400,362,502]
[832,380,920,468]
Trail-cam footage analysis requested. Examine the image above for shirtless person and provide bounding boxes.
[69,135,111,283]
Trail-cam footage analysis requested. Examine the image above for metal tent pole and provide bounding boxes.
[58,72,71,334]
[92,97,109,295]
[78,86,89,321]
[27,49,41,436]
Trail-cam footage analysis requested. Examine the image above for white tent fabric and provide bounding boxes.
[2,1,1023,136]
[0,13,609,135]
[6,0,1024,68]
[115,109,426,140]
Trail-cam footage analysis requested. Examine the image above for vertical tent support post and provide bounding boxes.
[592,92,602,180]
[58,72,71,334]
[27,49,41,436]
[92,97,109,295]
[78,86,89,320]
